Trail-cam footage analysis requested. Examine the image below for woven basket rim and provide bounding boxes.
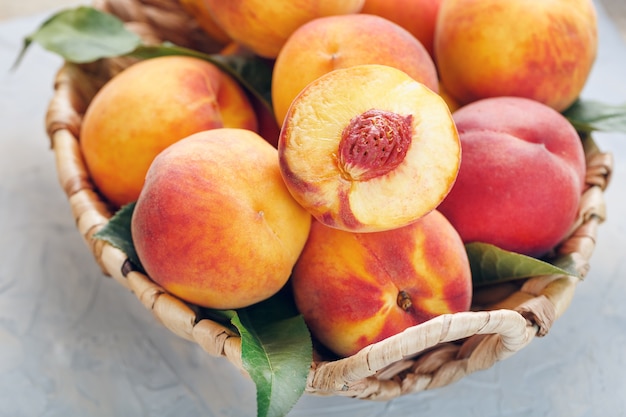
[43,0,614,401]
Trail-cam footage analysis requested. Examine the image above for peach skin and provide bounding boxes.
[438,97,587,257]
[271,13,439,126]
[131,128,312,310]
[203,0,366,58]
[80,55,258,208]
[291,210,473,358]
[434,0,598,112]
[360,0,443,58]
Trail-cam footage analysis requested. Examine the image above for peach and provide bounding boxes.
[278,64,460,233]
[202,0,366,59]
[360,0,443,57]
[271,13,439,126]
[291,210,472,358]
[434,0,598,112]
[437,97,587,258]
[130,128,312,310]
[80,55,258,208]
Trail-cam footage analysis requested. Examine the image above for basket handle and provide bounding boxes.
[307,308,534,398]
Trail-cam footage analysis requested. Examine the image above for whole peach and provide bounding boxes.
[434,0,598,112]
[80,56,258,208]
[203,0,365,59]
[291,210,472,358]
[360,0,442,57]
[278,64,460,233]
[437,97,587,257]
[271,13,439,126]
[131,128,312,310]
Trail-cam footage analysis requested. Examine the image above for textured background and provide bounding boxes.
[0,1,82,20]
[601,0,626,40]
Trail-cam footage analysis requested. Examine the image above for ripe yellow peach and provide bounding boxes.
[202,0,366,59]
[291,210,473,358]
[80,56,258,208]
[438,97,587,257]
[434,0,598,112]
[271,13,439,126]
[278,64,460,233]
[131,128,312,310]
[360,0,443,57]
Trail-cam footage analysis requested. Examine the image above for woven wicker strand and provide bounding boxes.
[44,0,614,401]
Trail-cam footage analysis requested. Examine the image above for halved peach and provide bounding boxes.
[278,64,461,232]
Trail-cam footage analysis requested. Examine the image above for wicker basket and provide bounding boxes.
[44,0,613,401]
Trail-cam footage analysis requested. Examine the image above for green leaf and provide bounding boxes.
[563,99,626,134]
[549,253,581,276]
[16,6,141,67]
[232,288,312,417]
[93,202,144,272]
[466,242,581,288]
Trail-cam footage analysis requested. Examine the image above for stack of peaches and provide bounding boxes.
[80,0,598,358]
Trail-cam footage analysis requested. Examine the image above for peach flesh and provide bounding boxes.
[278,64,461,233]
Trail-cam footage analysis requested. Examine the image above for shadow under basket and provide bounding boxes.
[44,0,614,401]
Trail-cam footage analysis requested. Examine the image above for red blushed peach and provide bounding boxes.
[131,128,312,310]
[434,0,598,112]
[291,210,472,358]
[278,64,460,233]
[80,56,258,208]
[437,97,587,257]
[271,13,439,126]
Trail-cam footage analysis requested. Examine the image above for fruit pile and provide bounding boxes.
[73,0,598,361]
[27,0,616,414]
